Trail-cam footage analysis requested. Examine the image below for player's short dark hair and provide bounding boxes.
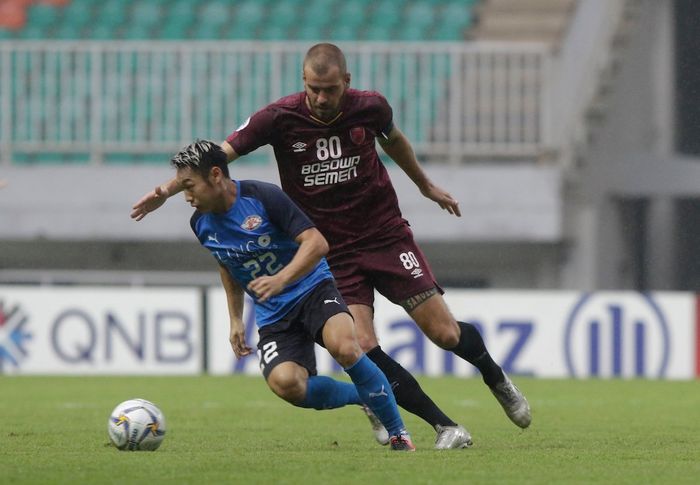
[170,139,229,179]
[303,43,347,76]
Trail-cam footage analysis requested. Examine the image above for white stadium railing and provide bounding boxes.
[0,41,552,165]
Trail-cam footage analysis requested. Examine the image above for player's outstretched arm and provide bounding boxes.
[378,126,461,217]
[130,181,179,221]
[220,265,252,358]
[130,141,240,221]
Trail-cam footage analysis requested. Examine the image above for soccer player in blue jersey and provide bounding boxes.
[170,139,414,451]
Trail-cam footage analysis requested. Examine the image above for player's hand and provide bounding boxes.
[130,185,170,221]
[247,275,285,302]
[421,183,461,217]
[229,323,252,358]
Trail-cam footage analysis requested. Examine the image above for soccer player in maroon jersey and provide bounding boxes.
[132,43,530,448]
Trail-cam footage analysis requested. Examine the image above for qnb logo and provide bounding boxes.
[0,300,33,370]
[564,294,670,378]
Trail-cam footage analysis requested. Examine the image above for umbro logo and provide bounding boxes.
[323,297,339,305]
[292,142,307,152]
[411,268,423,279]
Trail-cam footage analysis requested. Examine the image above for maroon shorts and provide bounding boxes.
[327,233,442,308]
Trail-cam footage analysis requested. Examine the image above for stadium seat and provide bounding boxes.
[336,1,367,29]
[25,3,59,30]
[370,1,402,30]
[199,1,231,28]
[3,0,481,165]
[233,1,266,25]
[168,0,197,21]
[258,23,291,41]
[266,2,299,29]
[404,2,435,30]
[130,3,163,29]
[10,0,479,41]
[18,23,45,39]
[363,23,393,41]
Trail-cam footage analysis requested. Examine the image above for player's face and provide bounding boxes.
[303,64,350,121]
[176,167,222,213]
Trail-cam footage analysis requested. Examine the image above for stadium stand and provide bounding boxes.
[0,0,477,41]
[1,0,485,166]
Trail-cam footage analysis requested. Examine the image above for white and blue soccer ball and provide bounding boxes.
[108,398,166,451]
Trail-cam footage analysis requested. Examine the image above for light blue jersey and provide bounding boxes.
[190,180,333,327]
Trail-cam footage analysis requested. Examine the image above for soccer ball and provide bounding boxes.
[107,398,166,451]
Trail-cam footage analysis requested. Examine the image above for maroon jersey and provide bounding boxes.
[226,88,410,255]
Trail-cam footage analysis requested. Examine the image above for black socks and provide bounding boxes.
[366,346,457,429]
[450,321,505,387]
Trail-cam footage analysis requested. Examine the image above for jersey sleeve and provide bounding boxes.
[372,92,394,138]
[241,181,315,239]
[189,211,203,239]
[225,106,276,156]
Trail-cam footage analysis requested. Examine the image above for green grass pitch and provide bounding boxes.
[0,375,698,484]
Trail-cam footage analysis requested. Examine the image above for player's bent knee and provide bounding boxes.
[427,326,460,349]
[266,364,307,405]
[327,338,363,369]
[354,333,379,353]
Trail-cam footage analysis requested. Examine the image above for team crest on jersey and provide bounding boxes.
[241,215,263,231]
[350,127,365,145]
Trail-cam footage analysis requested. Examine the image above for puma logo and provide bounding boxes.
[368,385,388,399]
[207,233,219,244]
[323,297,339,305]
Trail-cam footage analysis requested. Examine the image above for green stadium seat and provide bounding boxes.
[258,24,291,41]
[233,1,267,25]
[266,2,299,29]
[25,4,60,30]
[336,1,367,29]
[199,1,231,28]
[327,24,359,42]
[431,21,467,41]
[93,1,128,34]
[295,25,323,41]
[440,1,474,27]
[168,0,197,20]
[122,23,157,39]
[53,23,82,39]
[371,1,401,30]
[225,21,258,40]
[362,24,392,41]
[396,24,427,41]
[404,3,435,30]
[300,0,334,25]
[158,19,193,40]
[130,3,163,28]
[88,24,119,40]
[191,23,224,40]
[18,24,47,39]
[60,0,95,29]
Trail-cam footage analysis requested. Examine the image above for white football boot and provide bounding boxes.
[434,424,473,449]
[489,373,531,428]
[361,405,390,446]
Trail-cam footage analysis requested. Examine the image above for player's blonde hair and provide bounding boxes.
[170,139,229,178]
